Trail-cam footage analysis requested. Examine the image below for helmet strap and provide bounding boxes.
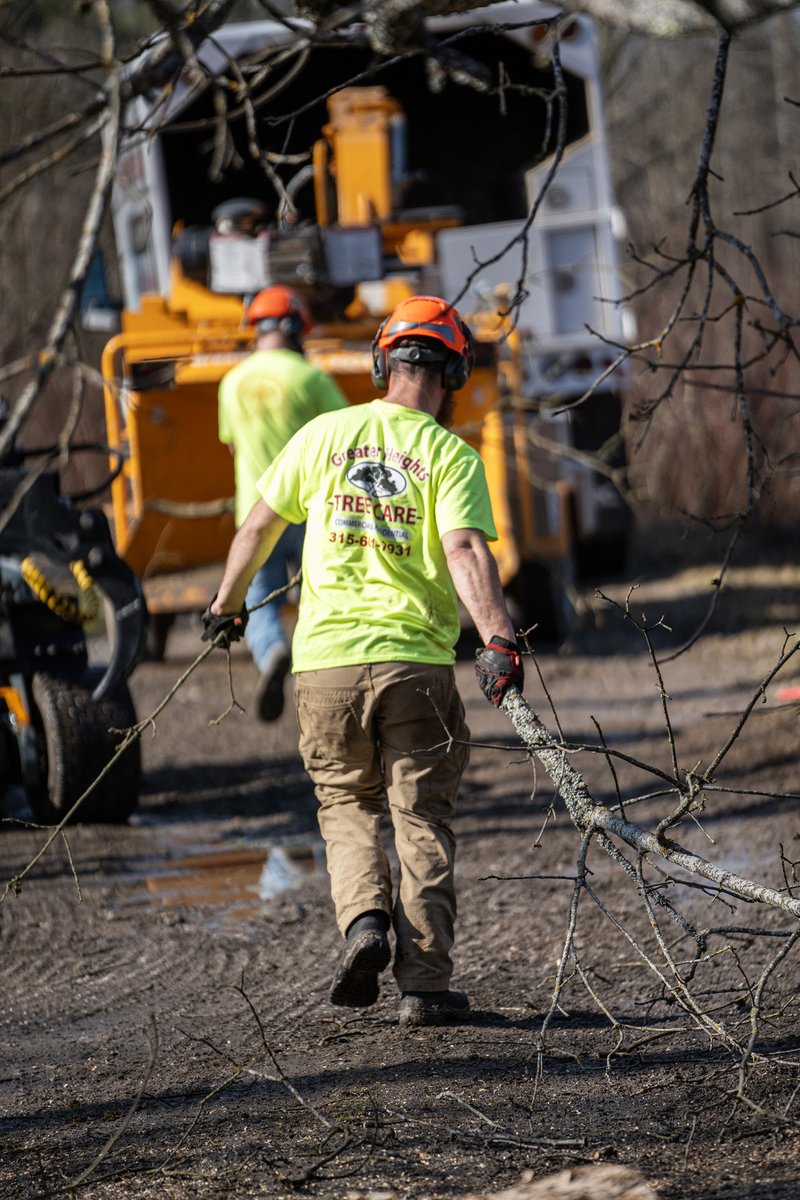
[389,344,448,369]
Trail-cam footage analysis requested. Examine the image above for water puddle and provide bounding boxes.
[117,837,327,920]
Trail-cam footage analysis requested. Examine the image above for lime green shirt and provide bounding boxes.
[219,349,347,526]
[258,399,497,671]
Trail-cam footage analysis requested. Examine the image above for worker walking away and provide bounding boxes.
[218,285,347,720]
[203,295,524,1027]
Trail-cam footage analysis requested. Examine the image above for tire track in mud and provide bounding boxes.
[1,892,339,1131]
[1,828,330,1054]
[1,618,330,1059]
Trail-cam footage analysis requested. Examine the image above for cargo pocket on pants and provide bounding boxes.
[295,686,374,783]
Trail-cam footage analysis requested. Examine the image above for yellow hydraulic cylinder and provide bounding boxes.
[320,87,402,227]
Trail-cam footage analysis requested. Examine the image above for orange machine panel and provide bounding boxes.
[120,379,235,579]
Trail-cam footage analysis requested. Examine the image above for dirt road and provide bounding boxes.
[3,560,800,1199]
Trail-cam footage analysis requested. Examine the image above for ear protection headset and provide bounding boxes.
[255,313,304,339]
[370,296,475,393]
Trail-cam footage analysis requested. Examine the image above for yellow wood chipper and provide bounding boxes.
[98,3,632,658]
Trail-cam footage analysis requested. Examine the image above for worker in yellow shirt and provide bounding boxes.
[217,285,346,720]
[205,297,524,1026]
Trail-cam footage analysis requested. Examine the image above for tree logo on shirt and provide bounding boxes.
[346,461,407,498]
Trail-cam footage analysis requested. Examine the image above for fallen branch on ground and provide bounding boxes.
[500,687,800,920]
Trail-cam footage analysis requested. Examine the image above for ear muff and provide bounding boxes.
[442,319,475,391]
[279,312,304,339]
[442,352,468,392]
[370,318,390,391]
[257,316,298,337]
[283,295,313,340]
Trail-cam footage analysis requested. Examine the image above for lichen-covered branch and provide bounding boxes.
[500,687,800,920]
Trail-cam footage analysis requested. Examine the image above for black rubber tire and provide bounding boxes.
[143,612,175,662]
[505,561,576,646]
[575,532,630,581]
[27,669,140,824]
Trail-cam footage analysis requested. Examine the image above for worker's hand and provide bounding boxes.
[201,599,249,647]
[475,635,524,706]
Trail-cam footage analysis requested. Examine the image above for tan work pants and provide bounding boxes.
[295,662,470,992]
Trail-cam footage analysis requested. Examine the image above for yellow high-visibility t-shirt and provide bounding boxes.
[258,399,497,671]
[218,349,347,526]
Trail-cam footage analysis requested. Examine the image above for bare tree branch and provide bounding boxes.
[500,687,800,919]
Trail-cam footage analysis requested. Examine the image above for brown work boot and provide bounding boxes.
[329,913,391,1008]
[398,989,471,1028]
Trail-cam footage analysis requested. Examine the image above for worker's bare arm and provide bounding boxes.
[211,499,289,615]
[442,527,516,645]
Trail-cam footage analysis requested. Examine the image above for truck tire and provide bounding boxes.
[575,532,629,581]
[143,612,175,662]
[506,561,576,646]
[27,670,140,825]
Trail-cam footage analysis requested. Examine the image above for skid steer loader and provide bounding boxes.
[0,452,146,824]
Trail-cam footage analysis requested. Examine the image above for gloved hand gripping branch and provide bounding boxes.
[201,595,249,647]
[475,635,524,706]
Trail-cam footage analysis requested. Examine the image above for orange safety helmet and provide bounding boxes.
[246,285,314,337]
[371,295,475,392]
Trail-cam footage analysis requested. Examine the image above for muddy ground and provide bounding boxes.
[3,545,800,1200]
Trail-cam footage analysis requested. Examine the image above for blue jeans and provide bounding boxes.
[244,522,305,672]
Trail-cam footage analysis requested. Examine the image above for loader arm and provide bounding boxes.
[0,470,147,699]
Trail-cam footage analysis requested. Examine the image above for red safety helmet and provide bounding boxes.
[371,295,475,392]
[246,285,314,337]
